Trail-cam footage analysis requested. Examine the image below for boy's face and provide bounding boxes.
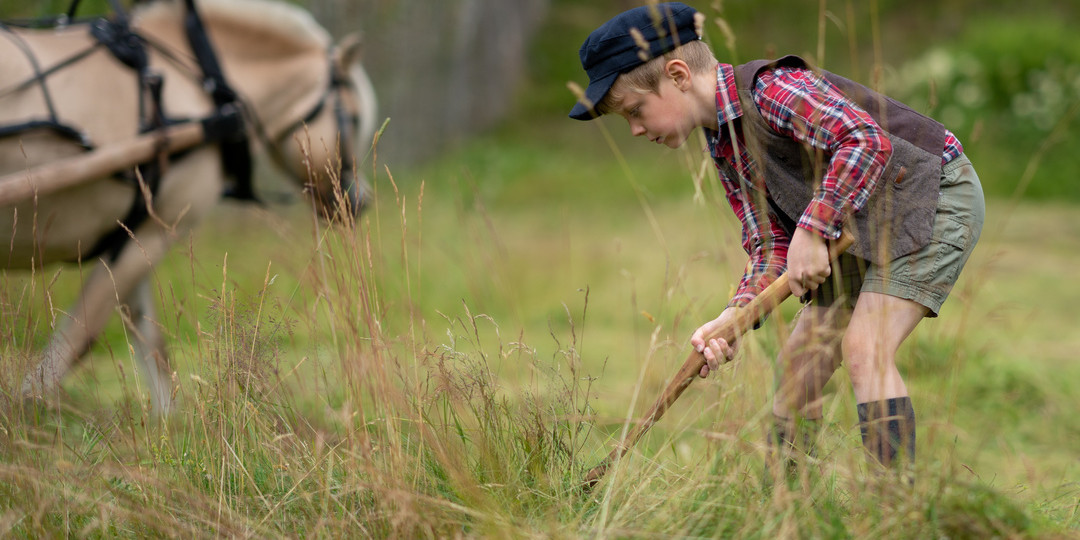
[610,77,698,149]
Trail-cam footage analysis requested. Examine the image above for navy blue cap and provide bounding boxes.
[569,2,702,120]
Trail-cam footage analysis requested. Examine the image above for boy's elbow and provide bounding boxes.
[866,129,892,167]
[878,134,893,158]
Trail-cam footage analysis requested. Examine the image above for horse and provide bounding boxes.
[0,0,378,413]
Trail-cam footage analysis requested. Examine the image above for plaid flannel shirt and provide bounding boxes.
[704,63,964,308]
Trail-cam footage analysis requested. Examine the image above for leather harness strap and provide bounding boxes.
[0,20,96,149]
[181,0,255,201]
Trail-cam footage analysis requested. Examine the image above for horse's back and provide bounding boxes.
[1,0,372,270]
[1,24,146,152]
[0,17,225,269]
[1,26,136,266]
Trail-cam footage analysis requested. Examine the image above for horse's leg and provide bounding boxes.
[21,224,176,409]
[124,276,174,413]
[21,262,115,404]
[21,147,221,410]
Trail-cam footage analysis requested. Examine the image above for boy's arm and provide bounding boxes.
[718,173,791,309]
[753,67,892,242]
[753,67,891,295]
[697,145,790,359]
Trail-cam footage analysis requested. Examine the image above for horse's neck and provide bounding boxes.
[230,53,328,137]
[136,3,328,138]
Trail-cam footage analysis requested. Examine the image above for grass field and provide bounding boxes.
[2,0,1079,536]
[2,105,1079,537]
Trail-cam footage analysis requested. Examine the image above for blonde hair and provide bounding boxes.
[597,40,717,115]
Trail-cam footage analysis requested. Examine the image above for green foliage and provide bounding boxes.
[537,1,1080,202]
[959,17,1080,121]
[882,16,1080,200]
[0,0,113,21]
[927,480,1034,538]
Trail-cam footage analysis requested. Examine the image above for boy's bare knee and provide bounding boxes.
[841,331,875,378]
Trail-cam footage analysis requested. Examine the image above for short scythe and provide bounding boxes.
[582,231,854,491]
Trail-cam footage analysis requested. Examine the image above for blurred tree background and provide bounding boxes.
[3,0,1078,199]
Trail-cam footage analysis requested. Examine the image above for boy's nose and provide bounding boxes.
[629,122,647,137]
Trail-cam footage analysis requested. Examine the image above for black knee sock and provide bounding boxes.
[857,397,916,468]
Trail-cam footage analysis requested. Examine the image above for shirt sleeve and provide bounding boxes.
[753,67,892,239]
[716,167,790,308]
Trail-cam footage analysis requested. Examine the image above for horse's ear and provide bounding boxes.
[335,32,364,67]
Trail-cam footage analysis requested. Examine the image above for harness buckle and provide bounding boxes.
[200,104,245,144]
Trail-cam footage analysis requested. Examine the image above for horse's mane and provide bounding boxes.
[135,0,331,50]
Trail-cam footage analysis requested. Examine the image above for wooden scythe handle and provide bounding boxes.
[0,121,205,206]
[582,230,855,491]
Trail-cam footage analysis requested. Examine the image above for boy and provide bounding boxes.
[569,3,984,473]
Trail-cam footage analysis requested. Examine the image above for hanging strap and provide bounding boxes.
[182,0,255,200]
[182,0,234,107]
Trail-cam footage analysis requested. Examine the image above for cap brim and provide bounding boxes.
[569,71,619,121]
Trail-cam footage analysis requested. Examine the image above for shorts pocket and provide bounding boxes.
[931,217,970,286]
[897,216,969,293]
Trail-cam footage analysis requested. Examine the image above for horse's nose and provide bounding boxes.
[314,177,365,222]
[345,174,370,217]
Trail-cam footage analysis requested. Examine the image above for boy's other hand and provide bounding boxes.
[787,227,831,297]
[690,307,740,378]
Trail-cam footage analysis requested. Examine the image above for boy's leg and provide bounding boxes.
[844,153,984,469]
[843,291,928,468]
[773,305,850,419]
[769,305,849,476]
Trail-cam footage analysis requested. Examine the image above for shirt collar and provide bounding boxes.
[705,63,743,149]
[715,62,743,125]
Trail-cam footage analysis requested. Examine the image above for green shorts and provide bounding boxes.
[808,153,985,316]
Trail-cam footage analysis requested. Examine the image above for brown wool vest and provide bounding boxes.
[722,55,946,264]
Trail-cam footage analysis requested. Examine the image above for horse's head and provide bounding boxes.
[271,33,377,221]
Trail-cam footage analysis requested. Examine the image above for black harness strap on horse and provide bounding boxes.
[182,0,255,201]
[86,0,170,261]
[90,13,147,73]
[87,0,257,260]
[0,22,95,149]
[66,0,84,22]
[0,119,91,149]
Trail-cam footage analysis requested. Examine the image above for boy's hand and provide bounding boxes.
[787,227,831,297]
[690,307,740,378]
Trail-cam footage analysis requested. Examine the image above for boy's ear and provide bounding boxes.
[664,59,692,91]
